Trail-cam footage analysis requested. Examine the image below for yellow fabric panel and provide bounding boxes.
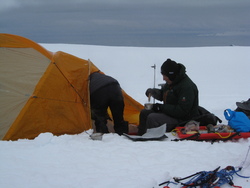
[52,52,98,103]
[0,48,51,139]
[122,90,143,125]
[4,97,88,140]
[0,33,53,59]
[3,52,93,140]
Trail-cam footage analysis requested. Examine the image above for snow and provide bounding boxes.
[1,44,250,188]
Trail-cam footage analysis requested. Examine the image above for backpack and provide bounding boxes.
[178,106,222,127]
[235,98,250,118]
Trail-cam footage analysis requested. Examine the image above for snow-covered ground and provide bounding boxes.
[1,44,250,188]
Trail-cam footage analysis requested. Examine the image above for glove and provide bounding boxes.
[145,88,153,97]
[152,103,162,112]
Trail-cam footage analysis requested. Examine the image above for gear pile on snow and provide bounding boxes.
[159,166,249,188]
[159,146,250,188]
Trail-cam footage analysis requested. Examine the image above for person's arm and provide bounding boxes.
[145,88,163,101]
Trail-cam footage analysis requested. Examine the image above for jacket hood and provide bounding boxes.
[170,63,187,85]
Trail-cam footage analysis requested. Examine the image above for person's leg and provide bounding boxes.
[137,109,154,136]
[146,113,179,132]
[93,113,109,133]
[108,84,128,135]
[90,88,109,133]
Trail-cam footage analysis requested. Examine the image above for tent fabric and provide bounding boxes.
[0,33,143,140]
[0,33,53,58]
[0,47,51,140]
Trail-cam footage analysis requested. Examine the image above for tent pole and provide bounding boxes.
[151,64,156,104]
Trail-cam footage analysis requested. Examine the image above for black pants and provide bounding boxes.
[90,83,128,135]
[137,109,180,135]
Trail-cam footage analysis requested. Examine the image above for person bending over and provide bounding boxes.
[89,71,128,135]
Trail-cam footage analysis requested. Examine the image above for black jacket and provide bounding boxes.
[152,64,199,120]
[89,72,119,94]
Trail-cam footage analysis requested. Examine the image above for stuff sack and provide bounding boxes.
[196,106,222,126]
[224,109,250,132]
[178,106,222,127]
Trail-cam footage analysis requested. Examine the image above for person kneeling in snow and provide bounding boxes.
[137,59,199,135]
[89,71,129,135]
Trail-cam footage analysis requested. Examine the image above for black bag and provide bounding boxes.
[235,98,250,118]
[178,106,222,127]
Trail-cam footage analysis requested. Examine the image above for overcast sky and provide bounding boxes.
[1,0,250,47]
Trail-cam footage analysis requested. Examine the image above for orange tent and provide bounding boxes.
[0,34,143,140]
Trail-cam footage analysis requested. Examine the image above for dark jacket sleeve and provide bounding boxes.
[151,88,163,101]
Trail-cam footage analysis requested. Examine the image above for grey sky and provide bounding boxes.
[1,0,250,47]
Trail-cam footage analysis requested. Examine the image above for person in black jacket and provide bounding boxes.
[89,71,128,135]
[137,59,199,135]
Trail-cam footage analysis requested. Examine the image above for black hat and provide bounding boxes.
[161,59,179,81]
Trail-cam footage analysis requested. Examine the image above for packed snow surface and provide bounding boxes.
[1,44,250,188]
